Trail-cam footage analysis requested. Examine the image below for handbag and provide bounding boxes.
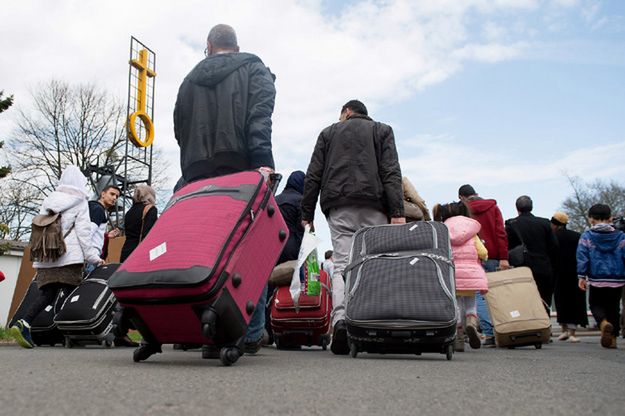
[508,222,528,267]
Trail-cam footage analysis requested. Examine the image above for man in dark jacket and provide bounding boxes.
[138,24,276,360]
[174,23,276,183]
[459,184,509,347]
[301,99,405,355]
[506,195,558,312]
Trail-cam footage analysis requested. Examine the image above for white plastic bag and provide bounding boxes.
[289,225,321,310]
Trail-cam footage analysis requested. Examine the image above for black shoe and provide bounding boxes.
[133,343,162,362]
[114,336,139,348]
[244,338,263,355]
[331,320,349,355]
[201,344,220,359]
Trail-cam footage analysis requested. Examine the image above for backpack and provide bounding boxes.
[29,211,74,263]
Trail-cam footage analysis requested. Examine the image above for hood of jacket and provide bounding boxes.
[445,216,481,245]
[588,225,624,252]
[468,198,497,215]
[284,171,305,194]
[186,52,263,87]
[41,190,85,214]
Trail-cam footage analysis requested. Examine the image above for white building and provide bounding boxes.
[0,240,27,326]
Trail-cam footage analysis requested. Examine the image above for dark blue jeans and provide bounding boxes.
[476,259,499,337]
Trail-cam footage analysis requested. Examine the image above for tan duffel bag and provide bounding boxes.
[485,267,551,348]
[268,260,298,287]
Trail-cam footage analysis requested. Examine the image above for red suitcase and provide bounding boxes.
[270,269,332,349]
[108,171,288,365]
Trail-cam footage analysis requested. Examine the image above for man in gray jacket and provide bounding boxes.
[171,24,276,357]
[301,100,405,355]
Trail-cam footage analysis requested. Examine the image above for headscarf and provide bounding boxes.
[56,165,88,198]
[133,184,156,205]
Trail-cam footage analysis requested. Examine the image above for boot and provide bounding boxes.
[599,320,614,348]
[609,336,617,349]
[465,315,481,349]
[454,326,465,352]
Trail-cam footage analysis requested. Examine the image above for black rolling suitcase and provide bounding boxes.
[54,264,120,348]
[9,280,67,347]
[344,222,457,360]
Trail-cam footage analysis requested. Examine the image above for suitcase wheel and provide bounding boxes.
[64,337,74,349]
[219,347,241,366]
[534,343,542,350]
[201,308,218,339]
[321,336,328,351]
[349,341,358,358]
[445,344,454,361]
[102,339,113,348]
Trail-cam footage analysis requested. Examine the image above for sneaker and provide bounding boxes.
[482,336,496,348]
[568,335,580,343]
[10,319,35,349]
[600,320,614,348]
[243,338,263,355]
[330,320,349,355]
[133,342,162,362]
[465,316,481,350]
[558,332,570,341]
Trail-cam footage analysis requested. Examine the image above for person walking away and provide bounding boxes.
[301,99,405,355]
[551,212,587,342]
[458,184,509,347]
[433,202,488,351]
[505,196,558,314]
[265,170,306,345]
[10,166,103,348]
[120,185,158,263]
[321,250,334,278]
[577,204,625,349]
[172,23,277,357]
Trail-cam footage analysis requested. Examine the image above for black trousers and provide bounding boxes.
[589,285,622,337]
[23,283,74,324]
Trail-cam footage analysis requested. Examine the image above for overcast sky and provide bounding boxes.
[1,0,624,250]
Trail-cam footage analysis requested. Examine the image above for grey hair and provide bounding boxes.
[133,184,156,205]
[515,195,533,213]
[207,24,238,49]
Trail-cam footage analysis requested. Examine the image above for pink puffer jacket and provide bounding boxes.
[445,216,488,292]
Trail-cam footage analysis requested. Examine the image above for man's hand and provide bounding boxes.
[390,217,406,225]
[578,278,587,291]
[499,259,511,270]
[108,229,121,239]
[302,220,315,232]
[98,259,106,266]
[257,166,274,183]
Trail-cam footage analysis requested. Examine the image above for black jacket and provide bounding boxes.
[120,203,158,263]
[506,212,558,280]
[301,114,404,221]
[276,171,305,264]
[174,52,276,182]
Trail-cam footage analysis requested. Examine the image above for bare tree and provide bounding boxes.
[1,80,170,240]
[561,175,625,232]
[0,179,39,240]
[0,89,14,178]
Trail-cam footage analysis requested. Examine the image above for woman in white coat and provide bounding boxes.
[10,165,103,348]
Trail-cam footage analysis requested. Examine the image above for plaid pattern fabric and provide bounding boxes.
[346,222,455,323]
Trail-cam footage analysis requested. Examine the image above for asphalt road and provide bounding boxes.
[1,336,624,416]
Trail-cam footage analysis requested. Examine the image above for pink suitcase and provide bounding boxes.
[108,171,288,365]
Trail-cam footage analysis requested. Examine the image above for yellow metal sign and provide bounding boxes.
[128,48,156,148]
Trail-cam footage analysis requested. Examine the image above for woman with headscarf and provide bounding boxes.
[119,184,157,263]
[10,165,103,348]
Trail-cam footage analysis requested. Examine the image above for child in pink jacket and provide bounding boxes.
[434,202,488,351]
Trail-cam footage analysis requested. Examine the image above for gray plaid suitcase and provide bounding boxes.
[344,222,457,360]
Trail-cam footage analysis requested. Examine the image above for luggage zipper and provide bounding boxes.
[163,184,256,212]
[487,276,535,288]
